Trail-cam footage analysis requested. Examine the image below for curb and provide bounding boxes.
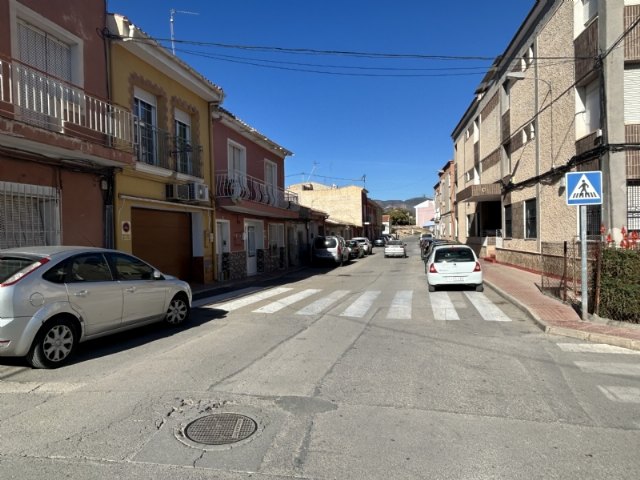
[485,279,640,352]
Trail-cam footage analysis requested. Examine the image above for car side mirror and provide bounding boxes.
[153,270,164,280]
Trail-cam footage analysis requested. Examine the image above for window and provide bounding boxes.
[576,80,600,138]
[0,181,60,248]
[524,122,535,143]
[525,199,537,239]
[68,254,113,282]
[268,224,285,250]
[110,253,155,281]
[520,45,534,72]
[264,160,278,206]
[502,81,511,113]
[502,144,512,177]
[174,109,192,175]
[467,214,477,237]
[17,20,73,130]
[134,89,158,166]
[473,117,480,143]
[228,141,247,193]
[629,181,640,231]
[624,65,640,123]
[504,204,513,238]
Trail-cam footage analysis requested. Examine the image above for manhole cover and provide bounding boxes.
[185,413,257,445]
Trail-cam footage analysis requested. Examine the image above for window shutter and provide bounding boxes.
[625,66,640,123]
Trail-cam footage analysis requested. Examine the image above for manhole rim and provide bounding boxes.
[175,409,266,451]
[184,412,257,446]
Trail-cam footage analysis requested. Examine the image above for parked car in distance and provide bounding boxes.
[351,237,372,255]
[384,239,407,258]
[373,237,386,247]
[0,246,192,369]
[423,239,456,261]
[425,244,483,292]
[312,235,350,266]
[347,240,364,259]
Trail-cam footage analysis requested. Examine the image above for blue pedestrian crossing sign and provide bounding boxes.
[566,171,602,206]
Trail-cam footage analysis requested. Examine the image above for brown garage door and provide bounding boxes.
[132,208,192,281]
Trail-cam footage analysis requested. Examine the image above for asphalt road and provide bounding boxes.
[1,240,639,479]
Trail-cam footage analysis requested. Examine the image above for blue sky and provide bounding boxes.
[107,0,535,201]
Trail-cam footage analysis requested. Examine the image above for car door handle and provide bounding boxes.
[125,287,136,293]
[74,290,88,297]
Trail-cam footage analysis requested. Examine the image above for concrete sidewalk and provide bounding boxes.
[481,260,640,351]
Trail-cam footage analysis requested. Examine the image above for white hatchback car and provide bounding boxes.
[0,246,192,368]
[425,244,483,292]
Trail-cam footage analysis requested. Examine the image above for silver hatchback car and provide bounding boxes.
[0,246,192,368]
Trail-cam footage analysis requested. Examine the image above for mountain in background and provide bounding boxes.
[374,196,431,211]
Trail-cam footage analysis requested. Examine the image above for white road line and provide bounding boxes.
[464,292,512,322]
[387,290,413,319]
[598,386,640,403]
[296,290,350,315]
[340,291,381,318]
[574,361,640,376]
[254,289,321,313]
[429,292,460,321]
[193,286,262,308]
[209,287,293,312]
[557,343,640,355]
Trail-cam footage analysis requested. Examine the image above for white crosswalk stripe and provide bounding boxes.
[574,361,640,376]
[464,292,512,322]
[296,290,350,315]
[202,287,517,324]
[429,292,460,321]
[597,386,640,403]
[253,289,321,313]
[340,291,381,318]
[557,343,640,405]
[211,287,293,312]
[387,290,413,319]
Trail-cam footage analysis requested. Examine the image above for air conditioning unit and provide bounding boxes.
[166,183,191,201]
[188,182,209,202]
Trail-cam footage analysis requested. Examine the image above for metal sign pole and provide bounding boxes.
[580,205,588,320]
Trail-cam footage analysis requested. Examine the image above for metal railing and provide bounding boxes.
[134,120,203,178]
[0,58,134,149]
[215,171,298,209]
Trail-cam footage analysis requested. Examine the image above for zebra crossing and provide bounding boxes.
[201,287,513,322]
[556,342,640,404]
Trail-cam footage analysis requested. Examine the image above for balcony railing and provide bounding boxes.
[0,58,134,149]
[215,171,298,209]
[134,120,203,178]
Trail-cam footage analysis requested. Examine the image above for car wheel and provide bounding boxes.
[27,317,77,369]
[165,293,190,326]
[428,284,436,292]
[475,284,484,292]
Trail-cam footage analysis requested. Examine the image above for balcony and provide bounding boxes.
[0,58,134,150]
[215,171,299,211]
[457,182,502,203]
[134,121,203,178]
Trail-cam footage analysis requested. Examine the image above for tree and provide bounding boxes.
[387,208,413,226]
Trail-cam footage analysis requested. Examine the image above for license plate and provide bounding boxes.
[446,277,464,282]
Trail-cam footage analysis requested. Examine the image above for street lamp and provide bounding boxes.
[506,71,554,167]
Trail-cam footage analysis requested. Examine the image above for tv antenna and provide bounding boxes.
[170,8,199,55]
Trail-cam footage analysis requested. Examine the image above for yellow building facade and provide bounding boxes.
[107,13,223,283]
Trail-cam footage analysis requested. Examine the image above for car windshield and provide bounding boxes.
[314,237,337,249]
[434,248,475,262]
[387,240,403,246]
[0,256,40,282]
